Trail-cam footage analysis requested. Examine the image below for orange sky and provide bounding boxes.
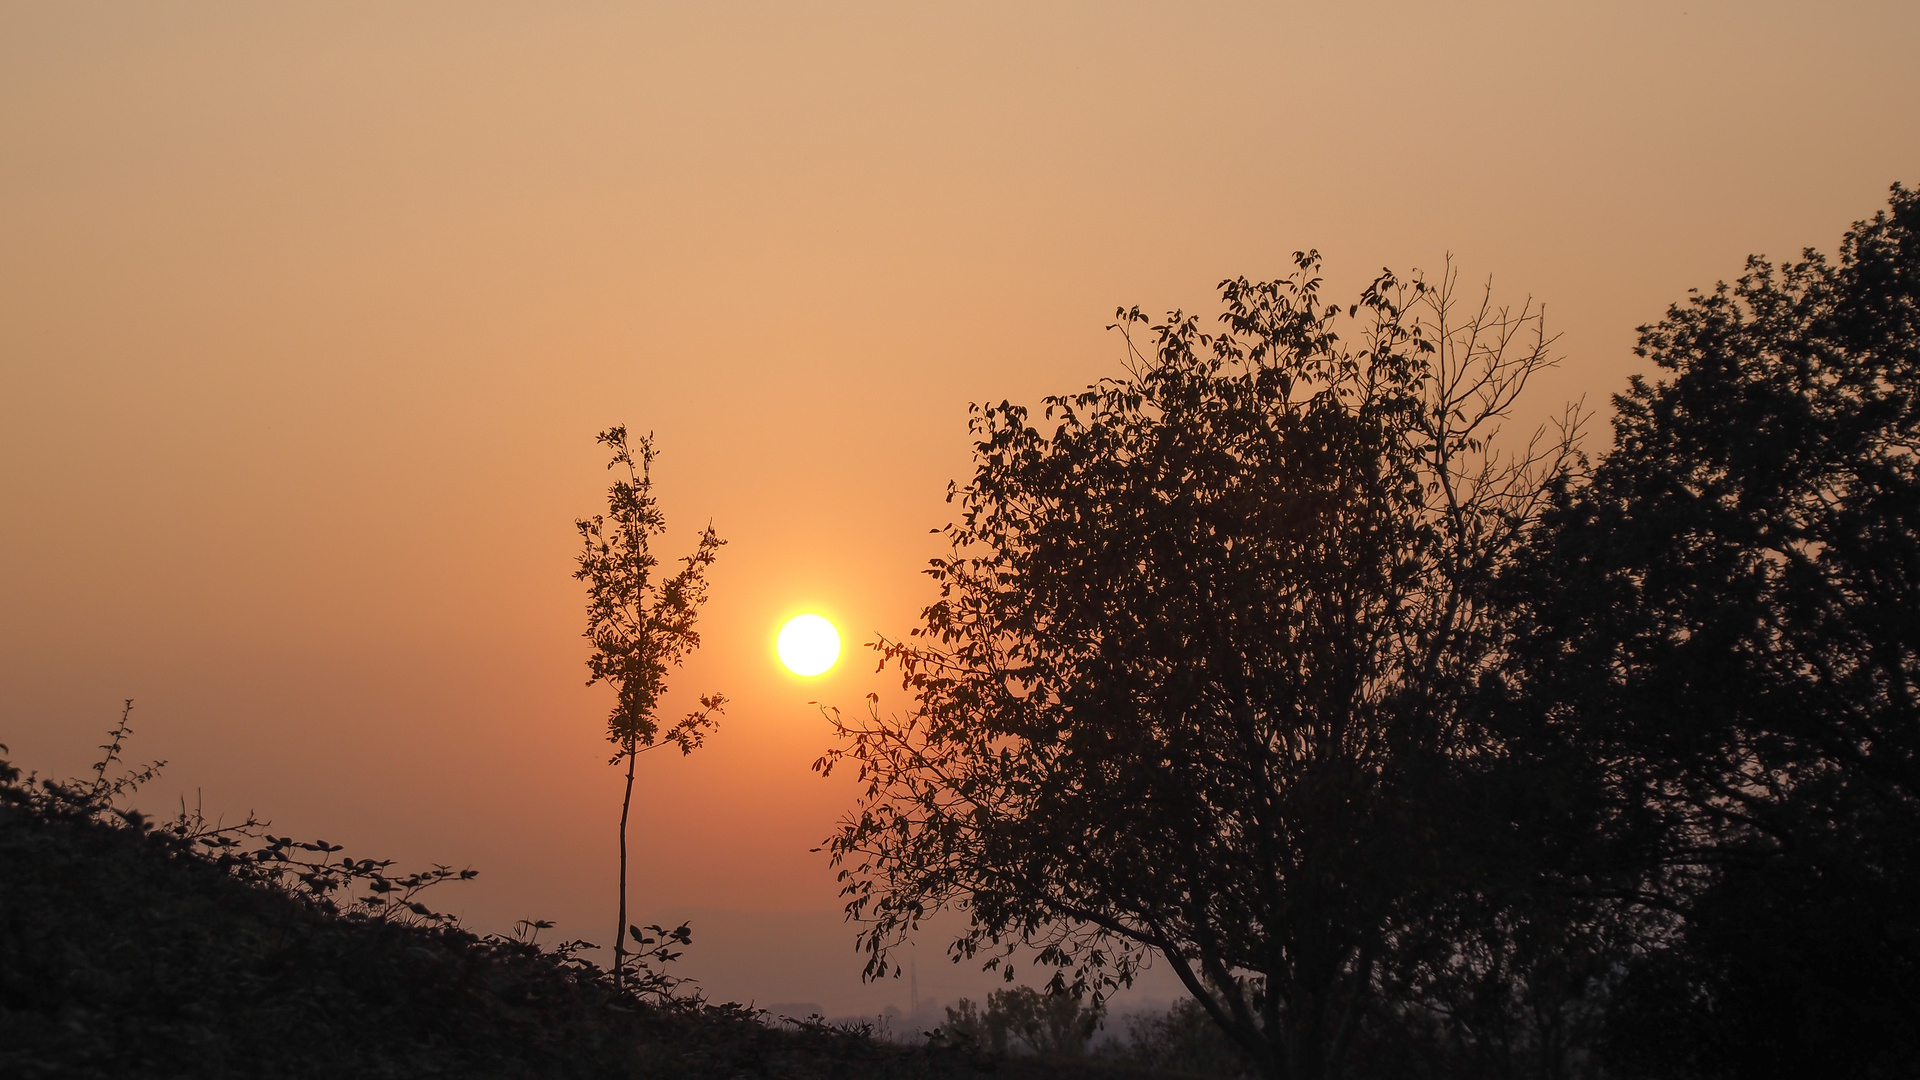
[3,1,1917,1017]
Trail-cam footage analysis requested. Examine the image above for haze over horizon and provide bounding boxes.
[4,1,1917,1016]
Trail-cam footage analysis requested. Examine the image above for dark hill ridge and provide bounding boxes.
[0,738,1190,1080]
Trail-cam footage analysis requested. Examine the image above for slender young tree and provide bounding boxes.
[576,425,724,992]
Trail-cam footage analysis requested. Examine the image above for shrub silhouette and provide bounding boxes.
[0,705,1192,1079]
[941,987,1104,1057]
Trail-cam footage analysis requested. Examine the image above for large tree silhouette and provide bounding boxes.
[1505,184,1920,1077]
[818,255,1578,1080]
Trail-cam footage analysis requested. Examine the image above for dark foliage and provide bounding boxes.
[0,710,1181,1080]
[941,986,1106,1057]
[821,183,1920,1080]
[817,254,1579,1080]
[1504,183,1920,1077]
[1110,999,1258,1078]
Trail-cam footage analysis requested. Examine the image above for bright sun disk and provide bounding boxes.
[777,614,841,677]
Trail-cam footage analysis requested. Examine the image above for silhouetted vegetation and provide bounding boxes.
[1499,182,1920,1078]
[576,425,726,993]
[819,251,1580,1079]
[8,189,1913,1079]
[941,986,1106,1057]
[0,707,1199,1079]
[823,185,1920,1079]
[1107,999,1258,1078]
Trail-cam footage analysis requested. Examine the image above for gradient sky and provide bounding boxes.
[4,1,1917,1017]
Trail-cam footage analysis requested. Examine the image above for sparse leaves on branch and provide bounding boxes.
[576,425,726,759]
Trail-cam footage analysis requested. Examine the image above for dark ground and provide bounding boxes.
[0,753,1215,1080]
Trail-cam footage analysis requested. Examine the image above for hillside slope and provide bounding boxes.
[0,743,1183,1080]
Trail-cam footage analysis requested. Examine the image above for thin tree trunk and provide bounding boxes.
[614,740,636,991]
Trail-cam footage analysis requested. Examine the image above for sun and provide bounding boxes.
[776,614,841,677]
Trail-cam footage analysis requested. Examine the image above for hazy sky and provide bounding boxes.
[4,1,1917,1016]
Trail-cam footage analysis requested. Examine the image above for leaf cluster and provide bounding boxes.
[575,425,727,757]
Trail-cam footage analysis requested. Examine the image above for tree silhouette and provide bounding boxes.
[817,255,1579,1080]
[575,425,724,992]
[1506,184,1920,1077]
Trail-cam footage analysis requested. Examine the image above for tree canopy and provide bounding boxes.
[823,185,1920,1080]
[1506,183,1920,1077]
[818,254,1577,1080]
